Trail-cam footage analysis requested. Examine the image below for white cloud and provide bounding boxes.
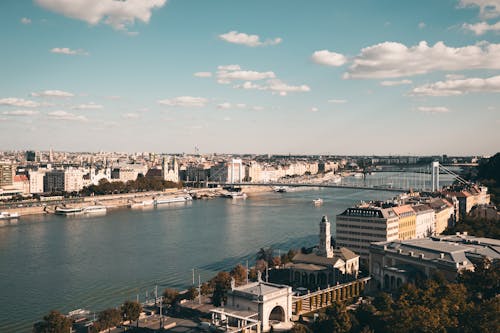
[0,98,39,108]
[217,102,248,110]
[418,22,426,29]
[411,75,500,96]
[32,90,74,98]
[35,0,167,30]
[21,17,31,24]
[380,79,413,86]
[2,110,39,116]
[459,0,500,19]
[72,102,103,110]
[417,106,451,113]
[194,72,212,78]
[50,47,88,56]
[219,31,282,47]
[328,99,348,104]
[344,41,500,79]
[223,117,231,121]
[122,113,140,119]
[158,96,208,108]
[47,110,87,121]
[463,21,500,35]
[311,50,347,67]
[310,107,319,112]
[234,79,310,96]
[217,66,276,84]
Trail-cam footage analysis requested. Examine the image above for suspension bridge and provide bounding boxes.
[209,162,470,193]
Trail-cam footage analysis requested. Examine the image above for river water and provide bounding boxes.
[0,178,449,332]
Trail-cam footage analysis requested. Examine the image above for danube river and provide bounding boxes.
[1,188,398,331]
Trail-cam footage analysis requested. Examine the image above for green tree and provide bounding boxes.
[186,286,199,300]
[121,300,142,327]
[313,301,351,333]
[33,310,72,333]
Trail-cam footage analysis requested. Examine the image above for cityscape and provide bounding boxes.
[1,1,499,333]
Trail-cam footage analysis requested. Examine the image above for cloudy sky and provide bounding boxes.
[0,0,499,155]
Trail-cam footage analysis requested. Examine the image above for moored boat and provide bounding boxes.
[83,205,107,214]
[55,206,84,216]
[154,195,192,205]
[0,212,20,220]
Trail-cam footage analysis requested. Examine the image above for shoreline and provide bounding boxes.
[1,186,276,217]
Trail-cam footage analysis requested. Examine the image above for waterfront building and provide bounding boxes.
[211,277,294,332]
[64,168,84,192]
[392,205,416,240]
[443,185,490,221]
[369,233,500,290]
[44,169,65,192]
[336,206,399,262]
[12,175,30,194]
[286,216,359,288]
[28,170,45,194]
[0,161,14,188]
[413,204,436,238]
[228,158,244,183]
[110,164,146,182]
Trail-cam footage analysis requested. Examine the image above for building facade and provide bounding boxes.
[336,207,399,262]
[393,205,416,240]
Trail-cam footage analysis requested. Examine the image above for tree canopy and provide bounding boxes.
[33,310,72,333]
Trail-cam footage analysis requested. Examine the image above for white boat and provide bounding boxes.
[229,192,247,199]
[313,198,323,206]
[83,205,107,214]
[55,206,84,216]
[274,186,288,193]
[0,212,20,220]
[154,195,193,205]
[353,173,364,178]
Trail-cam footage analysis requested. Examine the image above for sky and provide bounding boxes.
[0,0,499,156]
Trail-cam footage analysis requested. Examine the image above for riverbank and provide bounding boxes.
[1,186,276,217]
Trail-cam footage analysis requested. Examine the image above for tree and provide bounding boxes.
[230,264,247,286]
[255,259,268,273]
[372,292,393,313]
[96,308,122,333]
[459,258,500,300]
[290,323,311,333]
[33,310,72,333]
[256,247,274,266]
[121,300,142,327]
[313,301,351,333]
[186,286,199,300]
[211,271,232,307]
[162,288,179,307]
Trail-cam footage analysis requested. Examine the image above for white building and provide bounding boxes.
[211,277,294,332]
[162,156,179,183]
[413,204,436,238]
[29,170,46,194]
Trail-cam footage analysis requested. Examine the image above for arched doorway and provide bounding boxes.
[269,306,285,322]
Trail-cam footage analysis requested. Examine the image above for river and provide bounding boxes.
[0,185,425,332]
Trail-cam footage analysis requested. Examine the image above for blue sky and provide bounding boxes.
[0,0,499,155]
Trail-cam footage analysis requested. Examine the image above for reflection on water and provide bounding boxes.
[0,188,395,332]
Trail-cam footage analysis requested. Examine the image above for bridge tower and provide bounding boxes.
[431,161,440,192]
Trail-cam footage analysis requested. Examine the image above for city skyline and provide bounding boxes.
[1,0,499,155]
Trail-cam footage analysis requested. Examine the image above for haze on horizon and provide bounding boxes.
[0,0,499,156]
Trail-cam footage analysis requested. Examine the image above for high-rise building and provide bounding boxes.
[0,161,14,188]
[336,206,399,262]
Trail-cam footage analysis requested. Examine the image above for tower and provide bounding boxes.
[431,161,440,192]
[318,215,334,258]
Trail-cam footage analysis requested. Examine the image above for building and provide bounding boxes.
[211,277,294,332]
[161,156,179,183]
[286,216,359,288]
[413,204,436,238]
[12,175,30,195]
[29,170,46,194]
[64,168,84,192]
[228,158,244,183]
[0,161,14,188]
[336,206,399,262]
[369,233,500,290]
[392,205,416,240]
[429,198,455,234]
[44,170,65,193]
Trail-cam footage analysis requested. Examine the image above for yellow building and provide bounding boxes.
[393,205,416,240]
